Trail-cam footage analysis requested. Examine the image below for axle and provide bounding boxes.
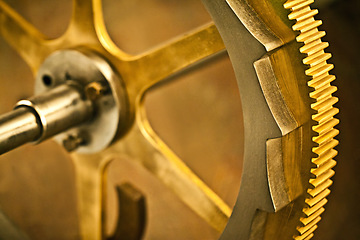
[0,83,93,154]
[0,107,41,154]
[0,49,127,155]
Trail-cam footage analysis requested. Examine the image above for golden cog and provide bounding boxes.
[284,1,339,239]
[0,0,340,239]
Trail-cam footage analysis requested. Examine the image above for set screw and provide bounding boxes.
[62,134,84,152]
[85,81,108,101]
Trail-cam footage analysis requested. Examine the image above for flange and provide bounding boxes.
[32,49,129,153]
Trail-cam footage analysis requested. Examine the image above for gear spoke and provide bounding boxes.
[71,154,113,240]
[70,106,231,238]
[68,0,128,58]
[123,23,225,97]
[101,101,231,232]
[0,1,52,72]
[69,0,99,37]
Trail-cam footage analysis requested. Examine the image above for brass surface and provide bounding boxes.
[0,0,339,239]
[283,1,339,239]
[226,0,295,51]
[0,0,230,239]
[211,0,337,239]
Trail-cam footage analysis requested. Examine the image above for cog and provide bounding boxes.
[284,0,339,239]
[0,0,339,239]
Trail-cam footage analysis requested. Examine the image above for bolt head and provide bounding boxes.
[85,82,107,101]
[63,134,83,152]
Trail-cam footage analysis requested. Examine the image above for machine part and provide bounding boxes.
[85,82,109,101]
[16,83,93,142]
[35,50,129,154]
[0,0,338,240]
[108,183,146,240]
[0,107,41,155]
[0,83,93,154]
[284,1,339,239]
[202,0,338,239]
[63,133,85,152]
[0,49,128,154]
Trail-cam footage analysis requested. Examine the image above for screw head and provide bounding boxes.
[62,134,84,152]
[85,82,108,101]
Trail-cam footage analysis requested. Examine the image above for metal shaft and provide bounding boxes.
[0,83,93,155]
[0,107,41,154]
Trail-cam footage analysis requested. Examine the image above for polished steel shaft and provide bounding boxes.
[0,107,41,154]
[0,83,93,155]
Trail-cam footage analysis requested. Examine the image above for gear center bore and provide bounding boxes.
[18,49,129,153]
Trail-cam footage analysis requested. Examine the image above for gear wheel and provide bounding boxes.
[0,0,338,239]
[284,1,339,239]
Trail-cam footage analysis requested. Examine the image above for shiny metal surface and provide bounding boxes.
[0,107,40,154]
[284,2,339,239]
[0,83,92,155]
[203,0,338,239]
[1,1,230,238]
[201,1,281,239]
[35,50,127,153]
[0,0,340,239]
[0,48,128,155]
[18,83,92,142]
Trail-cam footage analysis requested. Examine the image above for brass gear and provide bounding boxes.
[284,0,339,239]
[0,0,338,239]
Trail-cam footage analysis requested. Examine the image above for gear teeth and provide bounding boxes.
[289,8,318,21]
[308,74,336,89]
[303,198,327,216]
[310,85,337,101]
[313,139,338,156]
[300,207,325,225]
[313,149,337,166]
[298,30,326,44]
[308,179,332,197]
[313,128,339,144]
[293,18,316,31]
[300,41,328,55]
[313,118,339,134]
[294,232,315,240]
[304,52,331,66]
[303,233,315,240]
[284,0,315,10]
[306,63,334,77]
[312,107,338,123]
[296,28,317,41]
[310,169,335,187]
[297,216,320,235]
[305,189,330,207]
[311,159,336,177]
[311,96,338,112]
[297,20,322,33]
[284,1,339,239]
[299,225,318,240]
[284,0,309,9]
